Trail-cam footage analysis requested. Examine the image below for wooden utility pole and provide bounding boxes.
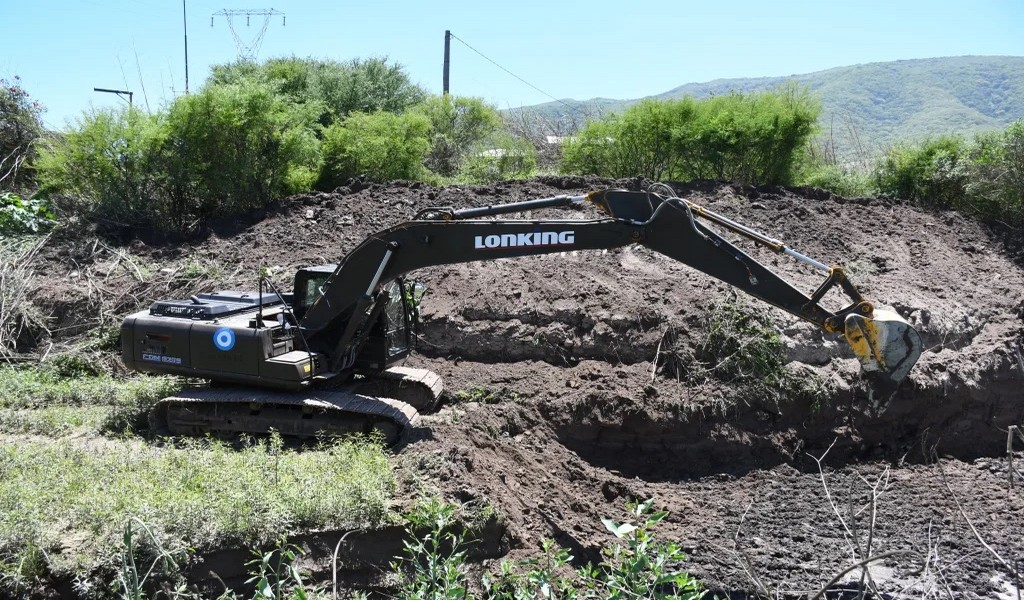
[183,0,190,94]
[443,30,451,95]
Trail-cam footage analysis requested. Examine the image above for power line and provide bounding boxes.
[211,8,286,61]
[447,32,576,111]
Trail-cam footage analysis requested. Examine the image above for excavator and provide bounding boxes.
[121,187,923,445]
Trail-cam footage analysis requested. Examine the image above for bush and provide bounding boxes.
[161,81,322,220]
[36,107,166,228]
[459,134,537,183]
[797,163,876,197]
[416,95,503,177]
[562,99,682,181]
[37,82,322,233]
[874,135,968,207]
[963,119,1024,225]
[318,110,431,187]
[209,56,427,126]
[562,85,820,185]
[0,77,44,190]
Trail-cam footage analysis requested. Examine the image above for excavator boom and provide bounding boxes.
[299,189,921,386]
[122,187,921,442]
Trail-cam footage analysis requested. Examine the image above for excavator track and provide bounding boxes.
[355,366,444,412]
[152,387,421,447]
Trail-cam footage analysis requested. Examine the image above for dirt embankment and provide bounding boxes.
[23,176,1024,597]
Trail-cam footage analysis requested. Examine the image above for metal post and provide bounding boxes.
[94,88,135,108]
[443,30,451,95]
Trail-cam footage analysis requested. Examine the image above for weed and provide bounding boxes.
[0,235,48,357]
[452,387,499,405]
[0,405,109,436]
[395,498,704,599]
[655,300,783,385]
[654,300,832,411]
[113,518,188,600]
[244,543,324,600]
[180,256,224,280]
[590,498,704,599]
[0,436,394,594]
[0,365,179,410]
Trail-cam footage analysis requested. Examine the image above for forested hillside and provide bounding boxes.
[521,55,1024,157]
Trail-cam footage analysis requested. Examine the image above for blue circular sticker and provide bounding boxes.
[213,327,236,351]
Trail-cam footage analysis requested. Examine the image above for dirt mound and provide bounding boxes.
[23,176,1024,596]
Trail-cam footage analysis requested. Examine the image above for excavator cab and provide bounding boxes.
[292,267,418,372]
[351,280,416,372]
[291,264,337,323]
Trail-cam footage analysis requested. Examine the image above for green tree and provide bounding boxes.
[874,136,968,207]
[0,77,45,190]
[562,86,820,185]
[318,110,431,187]
[964,119,1024,224]
[415,95,503,177]
[161,81,322,222]
[36,107,166,228]
[208,56,427,126]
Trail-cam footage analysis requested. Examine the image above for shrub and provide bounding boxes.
[161,81,322,220]
[209,56,427,126]
[963,119,1024,225]
[37,81,322,233]
[318,110,431,187]
[562,85,820,185]
[0,77,44,190]
[874,135,968,207]
[415,95,503,177]
[459,134,537,183]
[35,107,167,229]
[562,99,683,181]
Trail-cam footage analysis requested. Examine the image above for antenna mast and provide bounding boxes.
[211,8,285,61]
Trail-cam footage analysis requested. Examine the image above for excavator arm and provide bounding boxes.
[299,189,922,385]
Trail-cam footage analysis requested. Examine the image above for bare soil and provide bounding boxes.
[23,176,1024,598]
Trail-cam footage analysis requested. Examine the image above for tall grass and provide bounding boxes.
[0,435,394,589]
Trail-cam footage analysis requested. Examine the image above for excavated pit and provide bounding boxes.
[21,176,1024,597]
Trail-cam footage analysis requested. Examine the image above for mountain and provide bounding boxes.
[516,56,1024,158]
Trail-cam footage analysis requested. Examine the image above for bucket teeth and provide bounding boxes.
[844,309,922,385]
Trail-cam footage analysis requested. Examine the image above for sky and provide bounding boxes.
[3,0,1024,130]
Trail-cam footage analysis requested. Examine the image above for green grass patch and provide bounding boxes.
[0,435,395,590]
[0,364,179,410]
[0,405,111,436]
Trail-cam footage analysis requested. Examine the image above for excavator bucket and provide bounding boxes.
[843,309,922,385]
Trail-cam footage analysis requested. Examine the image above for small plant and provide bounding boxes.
[452,386,500,405]
[482,539,574,600]
[590,499,704,599]
[113,518,188,600]
[395,498,473,600]
[179,256,224,280]
[0,193,54,233]
[395,498,704,599]
[245,543,321,600]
